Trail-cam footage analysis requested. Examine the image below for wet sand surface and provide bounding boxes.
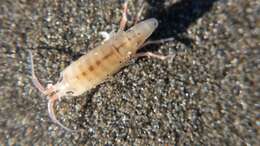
[0,0,259,145]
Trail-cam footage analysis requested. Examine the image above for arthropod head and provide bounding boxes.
[29,51,76,132]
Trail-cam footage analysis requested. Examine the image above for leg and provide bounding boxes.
[119,0,128,30]
[134,37,175,60]
[141,37,175,48]
[134,52,174,60]
[134,3,145,24]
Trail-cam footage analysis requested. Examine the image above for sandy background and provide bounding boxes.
[0,0,259,145]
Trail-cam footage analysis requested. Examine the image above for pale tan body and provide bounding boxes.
[55,18,158,98]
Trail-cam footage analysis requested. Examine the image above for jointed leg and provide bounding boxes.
[135,37,176,60]
[134,3,145,24]
[141,37,175,48]
[119,0,128,30]
[134,37,175,60]
[134,52,174,60]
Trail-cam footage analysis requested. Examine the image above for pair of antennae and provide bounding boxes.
[29,50,76,132]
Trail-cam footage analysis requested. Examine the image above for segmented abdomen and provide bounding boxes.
[62,33,130,95]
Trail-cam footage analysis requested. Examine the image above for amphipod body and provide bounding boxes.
[55,18,158,98]
[30,0,174,132]
[31,17,171,131]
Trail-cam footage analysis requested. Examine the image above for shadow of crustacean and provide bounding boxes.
[144,0,218,49]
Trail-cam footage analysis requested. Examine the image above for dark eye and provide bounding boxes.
[66,91,74,95]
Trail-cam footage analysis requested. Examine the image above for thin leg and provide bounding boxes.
[119,0,128,30]
[134,3,145,24]
[29,50,46,93]
[141,37,175,48]
[135,37,175,60]
[134,52,174,60]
